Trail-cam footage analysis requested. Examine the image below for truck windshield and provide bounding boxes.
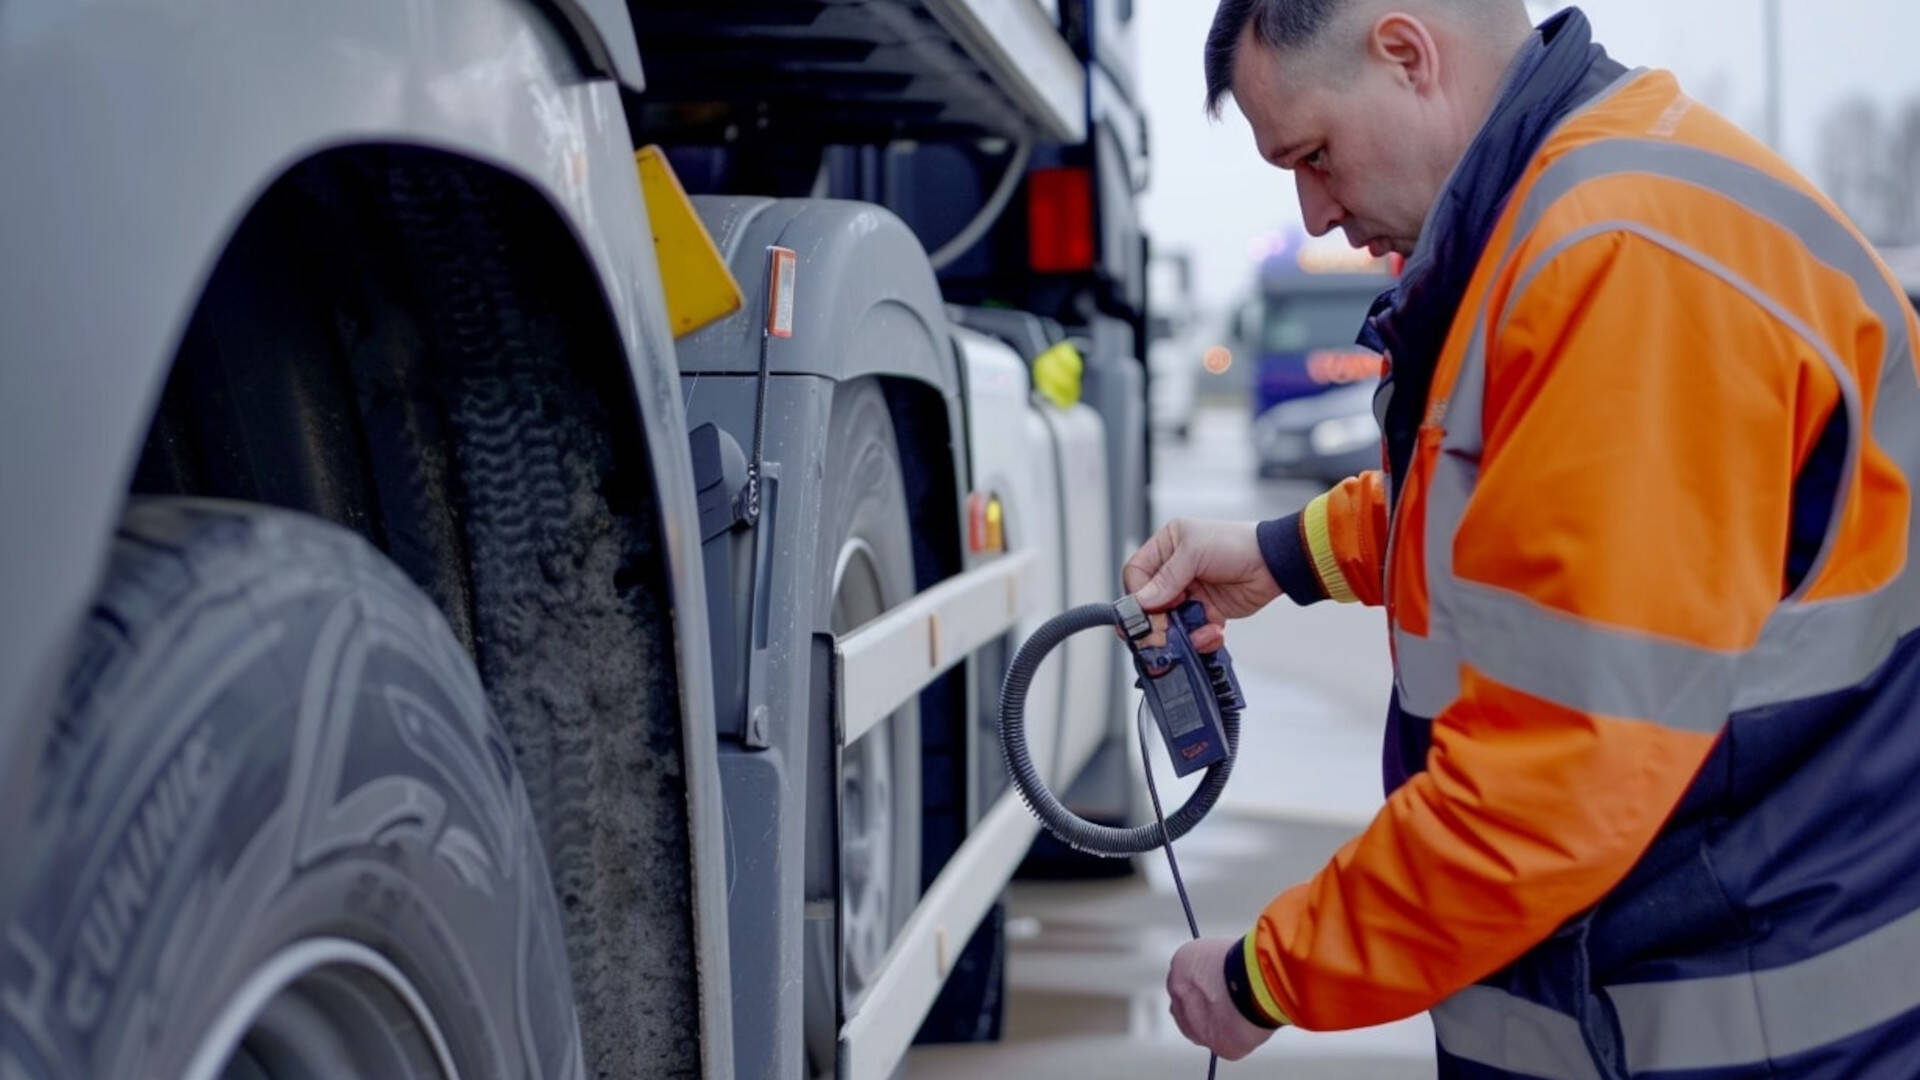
[1260,290,1377,353]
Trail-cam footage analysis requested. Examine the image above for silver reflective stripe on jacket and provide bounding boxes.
[1404,124,1920,1077]
[1605,904,1920,1072]
[1402,135,1919,729]
[1439,911,1920,1079]
[1431,987,1604,1080]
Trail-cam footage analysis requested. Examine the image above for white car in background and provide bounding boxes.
[1148,307,1210,440]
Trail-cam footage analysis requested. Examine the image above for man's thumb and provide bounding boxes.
[1132,558,1189,612]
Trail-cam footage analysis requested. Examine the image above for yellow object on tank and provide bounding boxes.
[1032,341,1084,409]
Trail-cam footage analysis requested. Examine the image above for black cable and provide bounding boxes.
[1000,602,1239,1077]
[1000,604,1236,855]
[1135,701,1218,1080]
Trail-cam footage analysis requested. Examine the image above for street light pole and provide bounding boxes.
[1764,0,1783,151]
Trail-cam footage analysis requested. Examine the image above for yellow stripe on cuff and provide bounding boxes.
[1242,933,1291,1027]
[1302,493,1358,604]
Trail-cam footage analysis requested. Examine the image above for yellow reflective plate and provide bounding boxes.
[635,145,744,337]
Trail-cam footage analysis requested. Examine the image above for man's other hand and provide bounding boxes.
[1166,937,1278,1061]
[1122,519,1279,652]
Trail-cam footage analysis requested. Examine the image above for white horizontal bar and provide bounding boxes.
[838,789,1042,1080]
[837,550,1036,747]
[922,0,1087,143]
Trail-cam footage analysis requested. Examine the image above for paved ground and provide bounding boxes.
[907,406,1436,1077]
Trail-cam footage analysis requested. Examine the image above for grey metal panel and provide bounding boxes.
[1082,315,1147,779]
[920,0,1086,142]
[948,305,1058,360]
[1084,316,1148,558]
[0,0,731,1073]
[680,202,972,1069]
[1091,64,1148,195]
[680,196,963,400]
[681,198,976,1076]
[543,0,646,88]
[1089,0,1140,106]
[627,2,1074,143]
[713,748,800,1068]
[681,372,836,1080]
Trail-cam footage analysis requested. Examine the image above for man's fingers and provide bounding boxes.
[1166,992,1194,1042]
[1120,527,1167,595]
[1170,997,1206,1047]
[1129,558,1195,614]
[1124,523,1190,611]
[1121,551,1155,596]
[1124,564,1181,612]
[1189,624,1226,653]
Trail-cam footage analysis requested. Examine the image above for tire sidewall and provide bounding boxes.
[814,383,923,927]
[0,502,578,1080]
[803,382,923,1074]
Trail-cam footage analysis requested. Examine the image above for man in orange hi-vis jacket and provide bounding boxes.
[1127,1,1920,1076]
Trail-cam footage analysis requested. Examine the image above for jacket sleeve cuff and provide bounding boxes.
[1257,512,1330,606]
[1223,933,1289,1029]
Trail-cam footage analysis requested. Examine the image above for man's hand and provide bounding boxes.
[1122,519,1280,652]
[1166,938,1279,1061]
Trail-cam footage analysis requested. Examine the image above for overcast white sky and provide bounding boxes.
[1139,1,1920,307]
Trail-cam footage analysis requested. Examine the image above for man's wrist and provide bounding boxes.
[1222,933,1288,1029]
[1256,513,1329,605]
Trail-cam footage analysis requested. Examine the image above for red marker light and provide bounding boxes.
[1027,167,1096,273]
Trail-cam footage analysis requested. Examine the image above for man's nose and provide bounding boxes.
[1295,170,1345,236]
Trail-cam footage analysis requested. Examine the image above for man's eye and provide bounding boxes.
[1304,148,1328,170]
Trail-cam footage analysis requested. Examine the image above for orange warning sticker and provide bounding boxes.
[767,246,797,339]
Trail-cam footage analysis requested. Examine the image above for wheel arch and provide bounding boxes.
[677,194,973,597]
[117,140,736,1077]
[0,0,699,756]
[671,193,985,1074]
[0,0,733,1062]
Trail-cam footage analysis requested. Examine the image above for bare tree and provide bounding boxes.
[1820,97,1894,243]
[1886,99,1920,245]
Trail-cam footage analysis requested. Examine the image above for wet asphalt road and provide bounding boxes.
[906,405,1436,1078]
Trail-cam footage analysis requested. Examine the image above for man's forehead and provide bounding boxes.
[1230,35,1321,145]
[1232,20,1344,106]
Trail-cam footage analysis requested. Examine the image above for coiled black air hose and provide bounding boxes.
[998,603,1240,856]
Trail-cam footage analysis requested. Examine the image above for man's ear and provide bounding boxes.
[1368,13,1441,92]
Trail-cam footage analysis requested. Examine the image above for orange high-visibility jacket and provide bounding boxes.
[1234,62,1920,1072]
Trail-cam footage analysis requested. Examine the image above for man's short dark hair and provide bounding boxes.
[1204,0,1346,117]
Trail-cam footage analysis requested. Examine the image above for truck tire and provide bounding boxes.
[382,152,702,1077]
[0,499,581,1080]
[804,381,923,1076]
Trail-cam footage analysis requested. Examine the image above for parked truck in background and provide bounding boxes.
[0,3,1151,1078]
[1245,229,1396,484]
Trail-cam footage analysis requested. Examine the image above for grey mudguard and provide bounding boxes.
[0,1,729,1074]
[679,196,964,400]
[676,196,970,1078]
